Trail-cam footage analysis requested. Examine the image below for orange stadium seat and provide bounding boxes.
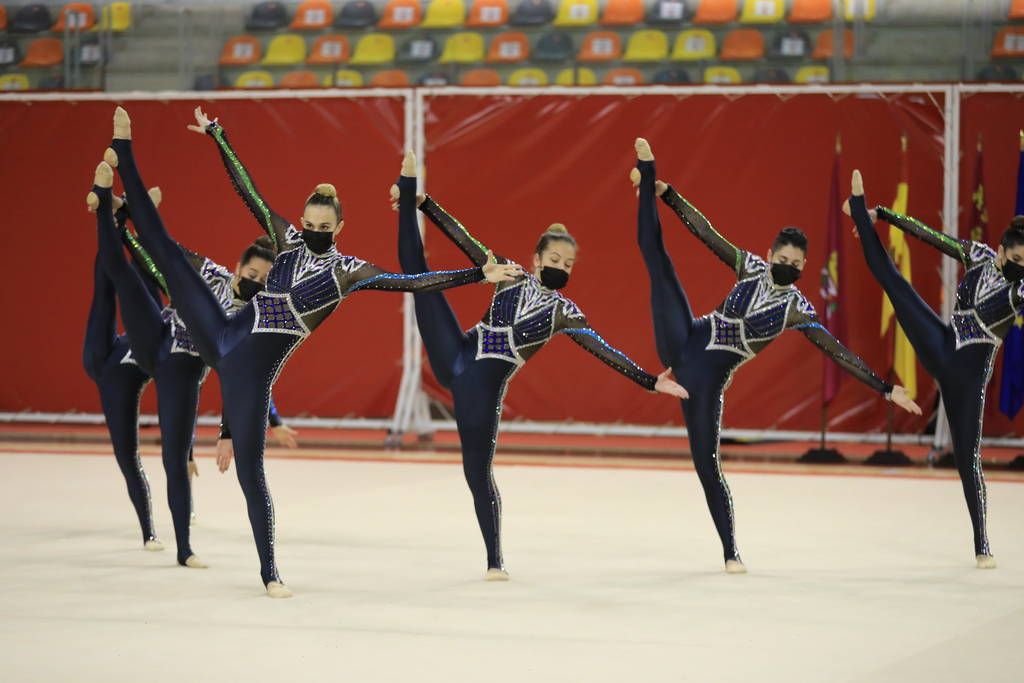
[993,27,1024,57]
[693,0,738,24]
[370,69,411,86]
[1012,0,1024,20]
[279,70,322,88]
[813,28,853,59]
[52,3,95,31]
[379,0,423,28]
[487,31,529,62]
[460,67,501,85]
[290,0,333,29]
[600,0,644,26]
[0,7,7,31]
[20,37,62,67]
[789,0,831,22]
[720,28,764,60]
[467,0,509,26]
[308,34,351,64]
[603,67,643,85]
[578,30,621,61]
[220,35,262,66]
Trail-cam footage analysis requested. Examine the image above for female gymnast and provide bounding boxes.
[632,139,920,573]
[392,151,688,580]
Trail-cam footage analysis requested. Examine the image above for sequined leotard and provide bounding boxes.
[850,196,1024,558]
[110,128,488,589]
[397,175,662,572]
[636,159,892,564]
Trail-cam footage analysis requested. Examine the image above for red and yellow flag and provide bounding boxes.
[881,134,917,399]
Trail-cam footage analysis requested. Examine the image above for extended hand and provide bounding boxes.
[216,438,234,473]
[655,369,688,399]
[890,385,922,415]
[186,106,216,134]
[271,424,299,449]
[483,262,523,283]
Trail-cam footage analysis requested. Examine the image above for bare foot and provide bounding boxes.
[635,137,654,161]
[401,150,416,177]
[113,106,131,140]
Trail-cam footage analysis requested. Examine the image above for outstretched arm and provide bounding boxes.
[342,259,521,295]
[559,314,688,397]
[189,107,291,251]
[418,195,504,267]
[660,185,745,275]
[874,206,968,266]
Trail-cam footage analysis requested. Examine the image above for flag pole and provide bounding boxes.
[801,133,847,464]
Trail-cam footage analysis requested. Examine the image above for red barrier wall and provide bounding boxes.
[0,96,408,419]
[419,92,947,433]
[2,90,1019,435]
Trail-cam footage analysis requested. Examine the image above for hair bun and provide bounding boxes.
[314,183,337,199]
[546,223,568,234]
[252,235,274,250]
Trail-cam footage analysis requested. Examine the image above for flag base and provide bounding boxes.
[798,448,847,464]
[1008,455,1024,471]
[864,449,913,466]
[932,451,957,468]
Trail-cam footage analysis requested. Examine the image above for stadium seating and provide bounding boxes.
[652,66,690,83]
[843,0,874,21]
[508,67,548,85]
[335,1,378,28]
[671,29,715,61]
[333,68,364,86]
[487,31,529,63]
[20,37,63,67]
[279,69,321,87]
[379,0,423,29]
[534,32,573,61]
[993,27,1024,58]
[370,68,411,85]
[813,29,853,59]
[789,0,831,23]
[603,66,643,84]
[52,3,96,32]
[467,0,509,27]
[511,0,555,26]
[439,31,484,63]
[623,30,669,62]
[600,0,644,27]
[422,0,466,28]
[770,28,810,59]
[740,0,784,24]
[350,33,396,64]
[555,66,596,84]
[646,0,687,26]
[0,39,22,67]
[578,31,621,62]
[397,35,438,63]
[96,2,132,32]
[290,0,333,30]
[704,65,741,83]
[0,73,30,90]
[1012,0,1024,20]
[234,69,274,87]
[220,36,262,66]
[460,67,501,85]
[795,64,829,82]
[247,2,289,30]
[10,4,51,33]
[308,35,351,64]
[693,0,738,25]
[262,34,306,66]
[553,0,598,27]
[720,29,764,61]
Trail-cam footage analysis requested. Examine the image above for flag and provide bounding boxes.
[968,138,988,243]
[880,134,917,399]
[999,132,1024,419]
[820,140,845,404]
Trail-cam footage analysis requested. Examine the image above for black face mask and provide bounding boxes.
[301,229,335,255]
[1002,260,1024,283]
[236,277,265,302]
[539,266,570,290]
[770,262,802,287]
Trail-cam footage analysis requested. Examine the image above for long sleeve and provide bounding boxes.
[875,205,968,266]
[267,395,283,428]
[794,318,892,396]
[418,195,504,266]
[121,225,169,298]
[206,122,291,252]
[660,185,745,275]
[341,261,485,295]
[559,315,658,391]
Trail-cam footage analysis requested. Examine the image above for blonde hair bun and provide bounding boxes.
[546,223,568,234]
[314,183,337,198]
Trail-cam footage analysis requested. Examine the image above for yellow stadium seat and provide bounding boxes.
[422,0,466,27]
[508,67,548,85]
[704,66,741,84]
[350,33,396,64]
[95,2,132,32]
[740,0,783,24]
[553,0,597,27]
[439,31,485,63]
[672,29,715,61]
[555,67,596,85]
[332,69,365,86]
[0,73,30,90]
[843,0,874,21]
[795,65,829,83]
[262,34,307,66]
[234,70,275,88]
[624,29,668,62]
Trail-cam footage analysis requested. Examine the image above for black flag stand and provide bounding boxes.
[799,403,847,463]
[865,394,913,466]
